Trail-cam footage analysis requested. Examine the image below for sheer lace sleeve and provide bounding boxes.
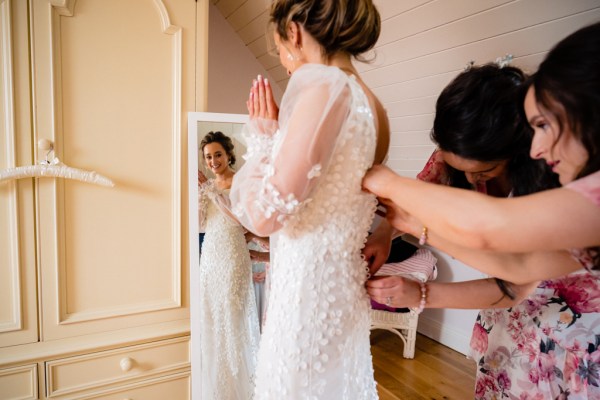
[199,179,239,228]
[198,184,208,231]
[230,64,352,236]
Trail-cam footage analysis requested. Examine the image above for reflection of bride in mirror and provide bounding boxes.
[197,131,259,399]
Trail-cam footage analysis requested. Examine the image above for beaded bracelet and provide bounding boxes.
[416,282,427,314]
[418,226,428,245]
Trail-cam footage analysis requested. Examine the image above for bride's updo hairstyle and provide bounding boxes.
[269,0,381,61]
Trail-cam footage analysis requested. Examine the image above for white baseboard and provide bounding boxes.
[417,314,473,357]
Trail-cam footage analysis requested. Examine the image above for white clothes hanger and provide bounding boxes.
[0,139,115,187]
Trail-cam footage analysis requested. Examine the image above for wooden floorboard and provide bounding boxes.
[372,330,476,399]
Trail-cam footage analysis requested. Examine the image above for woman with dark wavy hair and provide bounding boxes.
[365,22,600,398]
[421,64,556,196]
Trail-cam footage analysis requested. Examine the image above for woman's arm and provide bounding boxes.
[378,191,584,283]
[363,165,600,252]
[429,233,583,284]
[231,66,352,236]
[366,276,539,309]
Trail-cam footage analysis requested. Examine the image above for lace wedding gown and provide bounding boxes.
[198,182,260,399]
[230,64,380,399]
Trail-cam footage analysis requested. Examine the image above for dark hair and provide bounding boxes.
[530,22,600,180]
[433,64,560,299]
[432,63,559,197]
[270,0,381,61]
[530,22,600,269]
[200,131,236,167]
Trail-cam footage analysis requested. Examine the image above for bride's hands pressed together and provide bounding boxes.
[247,75,279,121]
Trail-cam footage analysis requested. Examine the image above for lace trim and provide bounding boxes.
[242,118,278,160]
[198,180,214,229]
[199,180,227,229]
[199,179,218,199]
[236,120,313,225]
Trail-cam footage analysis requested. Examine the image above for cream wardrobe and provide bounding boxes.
[0,0,207,398]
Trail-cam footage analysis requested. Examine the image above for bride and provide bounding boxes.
[229,1,389,398]
[198,130,259,399]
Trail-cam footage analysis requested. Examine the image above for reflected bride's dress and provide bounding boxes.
[198,182,260,399]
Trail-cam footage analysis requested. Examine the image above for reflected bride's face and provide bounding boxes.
[203,142,229,176]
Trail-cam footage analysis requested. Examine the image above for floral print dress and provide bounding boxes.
[470,170,600,399]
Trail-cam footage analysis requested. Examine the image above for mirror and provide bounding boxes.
[188,112,249,400]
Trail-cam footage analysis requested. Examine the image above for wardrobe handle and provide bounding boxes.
[119,357,134,372]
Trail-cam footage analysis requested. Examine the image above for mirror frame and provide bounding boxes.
[187,112,248,399]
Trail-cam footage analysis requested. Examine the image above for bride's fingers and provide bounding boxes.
[257,75,267,118]
[252,80,260,117]
[264,78,279,120]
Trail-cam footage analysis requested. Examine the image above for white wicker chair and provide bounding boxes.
[370,308,420,359]
[369,248,437,359]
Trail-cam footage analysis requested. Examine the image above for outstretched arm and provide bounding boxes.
[366,275,539,310]
[428,234,583,284]
[363,165,600,252]
[375,185,584,283]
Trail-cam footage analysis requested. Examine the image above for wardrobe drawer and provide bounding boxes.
[0,364,38,399]
[56,372,190,400]
[46,337,189,398]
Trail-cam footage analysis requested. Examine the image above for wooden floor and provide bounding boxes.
[371,330,476,399]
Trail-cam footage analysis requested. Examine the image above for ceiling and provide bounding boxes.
[211,0,289,87]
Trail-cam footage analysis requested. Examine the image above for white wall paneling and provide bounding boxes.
[209,0,600,355]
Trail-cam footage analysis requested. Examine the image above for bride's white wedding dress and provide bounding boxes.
[230,64,379,399]
[198,182,260,399]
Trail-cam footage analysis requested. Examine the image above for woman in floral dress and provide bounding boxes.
[364,22,600,398]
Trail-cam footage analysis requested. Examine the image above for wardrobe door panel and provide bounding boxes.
[0,0,38,348]
[32,0,197,340]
